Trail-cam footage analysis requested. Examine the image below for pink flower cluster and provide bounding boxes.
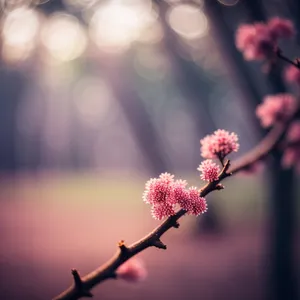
[143,173,207,220]
[282,121,300,172]
[200,130,239,160]
[256,94,297,127]
[235,17,295,61]
[284,65,300,86]
[116,258,147,282]
[197,159,220,182]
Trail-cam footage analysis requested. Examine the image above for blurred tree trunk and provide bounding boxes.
[242,1,298,299]
[204,0,266,124]
[99,57,170,175]
[0,67,26,171]
[157,1,218,138]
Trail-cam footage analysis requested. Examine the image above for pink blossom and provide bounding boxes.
[143,173,208,220]
[173,179,189,203]
[178,187,207,216]
[284,65,300,86]
[282,148,300,171]
[158,172,175,184]
[268,17,295,40]
[235,23,275,60]
[197,159,220,182]
[200,129,239,159]
[151,202,176,220]
[117,258,147,282]
[142,174,175,206]
[281,121,300,172]
[235,18,294,61]
[287,121,300,142]
[235,24,256,51]
[256,94,297,127]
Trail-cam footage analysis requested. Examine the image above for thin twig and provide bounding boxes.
[53,54,300,300]
[53,104,299,300]
[276,49,300,70]
[53,162,231,300]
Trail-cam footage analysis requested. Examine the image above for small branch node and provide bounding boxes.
[71,269,82,288]
[71,269,93,297]
[81,291,94,298]
[118,240,129,254]
[172,221,180,228]
[153,239,167,250]
[215,184,225,190]
[218,159,231,179]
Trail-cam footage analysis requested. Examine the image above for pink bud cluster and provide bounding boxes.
[200,129,239,160]
[197,159,220,182]
[284,65,300,86]
[143,173,207,220]
[282,121,300,172]
[235,17,295,61]
[116,258,147,282]
[256,94,297,127]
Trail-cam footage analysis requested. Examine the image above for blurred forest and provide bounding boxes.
[0,0,299,300]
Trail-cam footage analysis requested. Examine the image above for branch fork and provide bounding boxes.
[71,269,93,298]
[54,99,300,300]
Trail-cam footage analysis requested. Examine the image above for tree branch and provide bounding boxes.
[53,161,232,300]
[53,56,300,299]
[276,49,300,70]
[230,105,300,174]
[53,103,300,300]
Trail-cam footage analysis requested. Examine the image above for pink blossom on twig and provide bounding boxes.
[268,17,295,40]
[117,258,147,282]
[151,202,176,220]
[286,121,300,142]
[142,174,176,206]
[235,18,295,61]
[178,187,207,216]
[173,179,189,203]
[235,23,275,60]
[197,159,220,182]
[284,65,300,86]
[282,148,300,171]
[256,94,297,127]
[282,121,300,172]
[200,130,239,160]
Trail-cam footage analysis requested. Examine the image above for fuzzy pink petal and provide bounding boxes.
[117,259,147,282]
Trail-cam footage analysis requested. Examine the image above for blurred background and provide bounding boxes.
[0,0,299,299]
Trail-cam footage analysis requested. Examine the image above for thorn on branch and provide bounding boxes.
[215,184,224,190]
[71,269,82,288]
[172,221,180,229]
[71,269,93,298]
[153,239,167,250]
[118,240,129,255]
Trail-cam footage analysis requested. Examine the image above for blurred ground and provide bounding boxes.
[0,172,299,300]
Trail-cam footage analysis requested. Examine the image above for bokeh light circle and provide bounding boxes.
[41,13,87,62]
[167,4,208,40]
[2,7,40,62]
